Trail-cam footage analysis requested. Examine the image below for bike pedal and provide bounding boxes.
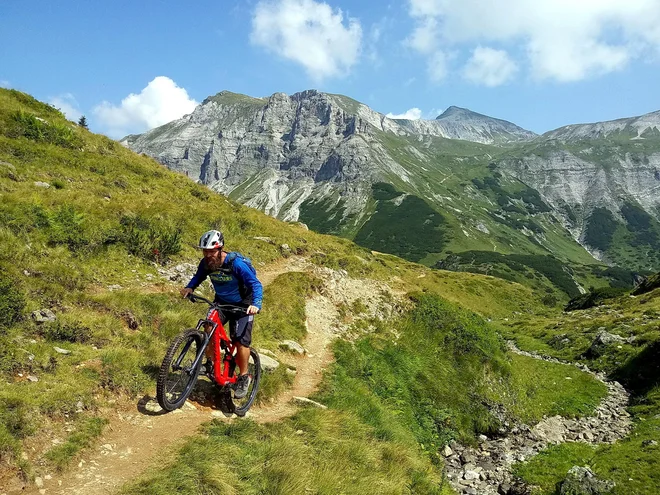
[200,360,214,378]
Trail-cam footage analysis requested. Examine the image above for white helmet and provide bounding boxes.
[198,230,224,249]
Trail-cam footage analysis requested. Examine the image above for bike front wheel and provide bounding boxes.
[156,329,205,411]
[233,349,262,417]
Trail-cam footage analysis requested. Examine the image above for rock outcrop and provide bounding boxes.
[124,90,417,227]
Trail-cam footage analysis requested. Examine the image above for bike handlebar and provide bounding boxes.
[186,293,249,313]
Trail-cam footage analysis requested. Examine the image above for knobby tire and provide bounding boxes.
[232,348,262,417]
[156,329,205,411]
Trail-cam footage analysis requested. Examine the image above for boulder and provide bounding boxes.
[31,309,56,323]
[507,482,533,495]
[559,466,615,495]
[259,354,280,372]
[123,311,139,330]
[280,339,305,355]
[257,348,277,358]
[632,273,660,295]
[586,330,625,357]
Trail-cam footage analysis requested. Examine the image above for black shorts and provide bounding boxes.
[221,310,254,347]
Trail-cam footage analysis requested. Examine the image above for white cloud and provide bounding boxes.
[463,46,518,86]
[427,50,449,82]
[0,80,10,88]
[93,76,198,138]
[409,0,444,18]
[405,17,438,54]
[251,0,362,80]
[366,17,389,65]
[49,93,82,122]
[405,0,660,83]
[386,107,423,120]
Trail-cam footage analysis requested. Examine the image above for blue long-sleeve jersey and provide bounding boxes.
[185,254,263,309]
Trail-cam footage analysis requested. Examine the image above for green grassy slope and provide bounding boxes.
[502,283,660,494]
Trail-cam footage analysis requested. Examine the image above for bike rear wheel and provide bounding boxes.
[232,349,262,417]
[156,329,205,411]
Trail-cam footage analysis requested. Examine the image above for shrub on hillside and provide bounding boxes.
[39,320,92,343]
[590,265,637,289]
[371,182,401,200]
[0,274,25,331]
[120,214,183,264]
[355,193,448,262]
[48,204,94,251]
[436,251,580,298]
[1,203,112,253]
[0,394,34,440]
[326,293,510,450]
[408,293,506,361]
[8,110,82,149]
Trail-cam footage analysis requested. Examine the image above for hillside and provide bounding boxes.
[0,88,658,495]
[501,283,660,495]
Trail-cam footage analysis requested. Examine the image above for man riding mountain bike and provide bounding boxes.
[180,230,263,399]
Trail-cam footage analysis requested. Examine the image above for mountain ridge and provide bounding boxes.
[542,109,660,141]
[123,88,660,274]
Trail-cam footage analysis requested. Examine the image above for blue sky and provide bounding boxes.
[1,0,660,138]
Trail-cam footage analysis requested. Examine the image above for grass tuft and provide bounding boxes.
[44,417,108,471]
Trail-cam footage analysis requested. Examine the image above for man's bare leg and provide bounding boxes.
[235,343,250,375]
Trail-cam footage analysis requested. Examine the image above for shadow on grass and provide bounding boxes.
[613,339,660,399]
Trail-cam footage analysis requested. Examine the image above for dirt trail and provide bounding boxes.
[16,257,341,495]
[252,294,338,422]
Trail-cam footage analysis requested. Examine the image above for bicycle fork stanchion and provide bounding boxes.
[174,336,199,372]
[191,319,216,376]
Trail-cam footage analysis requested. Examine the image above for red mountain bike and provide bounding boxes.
[156,293,261,416]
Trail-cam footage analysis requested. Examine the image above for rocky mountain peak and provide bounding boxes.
[436,106,473,119]
[291,89,322,101]
[396,105,536,144]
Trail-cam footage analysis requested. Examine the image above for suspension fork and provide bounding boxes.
[187,318,216,374]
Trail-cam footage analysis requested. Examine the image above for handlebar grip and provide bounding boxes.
[186,293,215,305]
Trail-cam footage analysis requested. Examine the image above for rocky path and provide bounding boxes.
[16,258,398,495]
[444,342,632,495]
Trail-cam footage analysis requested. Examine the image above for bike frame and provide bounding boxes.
[182,303,239,387]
